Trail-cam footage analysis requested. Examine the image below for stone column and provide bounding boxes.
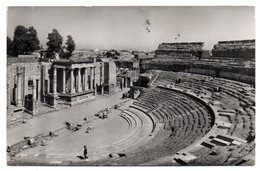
[16,73,22,107]
[130,77,133,86]
[77,68,82,92]
[7,84,10,109]
[125,75,128,87]
[62,68,66,93]
[84,67,88,91]
[102,65,104,85]
[100,66,103,85]
[70,68,75,94]
[101,86,104,95]
[48,78,51,93]
[93,67,96,88]
[53,66,57,94]
[31,80,38,115]
[122,77,125,88]
[100,65,104,95]
[93,67,96,95]
[90,67,93,90]
[32,81,37,100]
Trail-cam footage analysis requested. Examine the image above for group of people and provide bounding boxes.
[65,121,81,131]
[71,108,113,160]
[96,108,109,119]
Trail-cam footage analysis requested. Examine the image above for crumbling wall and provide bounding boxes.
[219,71,255,85]
[94,62,102,86]
[103,61,117,93]
[7,62,43,106]
[189,68,217,77]
[141,62,255,85]
[109,61,117,86]
[7,65,16,106]
[155,42,204,58]
[212,39,255,58]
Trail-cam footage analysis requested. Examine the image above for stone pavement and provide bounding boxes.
[8,91,155,164]
[7,89,129,146]
[14,109,130,162]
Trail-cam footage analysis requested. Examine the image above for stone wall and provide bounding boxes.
[212,39,255,58]
[93,62,103,87]
[212,49,255,58]
[7,59,110,117]
[155,42,204,58]
[188,68,217,77]
[141,62,255,85]
[103,61,117,93]
[7,61,50,126]
[7,62,44,107]
[109,61,117,86]
[114,60,134,69]
[40,63,52,101]
[219,71,255,85]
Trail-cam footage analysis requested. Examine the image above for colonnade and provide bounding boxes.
[52,66,95,94]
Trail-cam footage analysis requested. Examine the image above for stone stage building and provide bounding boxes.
[7,57,117,116]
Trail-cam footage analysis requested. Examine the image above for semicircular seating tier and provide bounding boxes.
[134,70,255,166]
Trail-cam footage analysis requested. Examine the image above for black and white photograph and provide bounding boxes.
[4,4,256,167]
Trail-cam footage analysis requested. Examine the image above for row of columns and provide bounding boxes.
[52,66,95,95]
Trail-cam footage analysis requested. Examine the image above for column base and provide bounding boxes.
[25,108,38,115]
[44,94,58,107]
[16,100,22,107]
[77,87,82,93]
[25,100,38,115]
[101,86,104,95]
[53,92,58,97]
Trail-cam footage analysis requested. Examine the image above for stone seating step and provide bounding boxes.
[210,137,231,146]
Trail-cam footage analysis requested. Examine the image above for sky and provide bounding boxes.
[7,6,255,51]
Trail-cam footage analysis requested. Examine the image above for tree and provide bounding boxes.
[7,36,13,56]
[65,35,75,56]
[46,29,63,56]
[60,46,70,59]
[12,25,40,56]
[105,49,120,58]
[12,25,28,56]
[27,26,40,52]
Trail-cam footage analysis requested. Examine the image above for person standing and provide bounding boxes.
[83,145,88,159]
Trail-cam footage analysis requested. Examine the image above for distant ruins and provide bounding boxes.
[141,40,255,85]
[212,39,255,58]
[155,42,204,59]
